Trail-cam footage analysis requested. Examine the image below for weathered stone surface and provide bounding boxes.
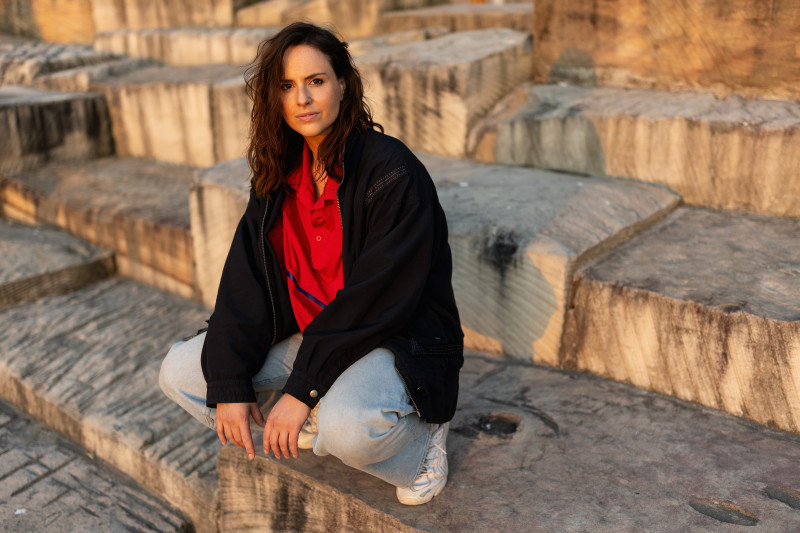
[97,64,245,167]
[0,219,114,309]
[358,29,532,158]
[0,157,196,299]
[211,74,252,163]
[0,86,113,175]
[219,352,800,532]
[534,0,800,101]
[0,278,217,532]
[0,400,190,533]
[0,40,118,86]
[564,207,800,434]
[91,0,234,32]
[29,0,95,44]
[190,154,679,362]
[32,56,155,93]
[473,83,800,218]
[94,27,278,66]
[380,3,533,34]
[0,0,40,39]
[348,27,449,56]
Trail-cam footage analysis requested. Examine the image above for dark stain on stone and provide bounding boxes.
[479,230,520,278]
[764,484,800,510]
[454,412,519,439]
[689,497,759,526]
[270,482,308,532]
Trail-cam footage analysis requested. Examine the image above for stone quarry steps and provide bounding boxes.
[472,83,800,218]
[380,2,534,34]
[0,399,190,532]
[0,157,196,300]
[564,206,800,435]
[2,222,799,532]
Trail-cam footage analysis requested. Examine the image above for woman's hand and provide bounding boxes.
[264,394,312,459]
[216,402,266,460]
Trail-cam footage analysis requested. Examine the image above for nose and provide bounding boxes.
[297,84,311,105]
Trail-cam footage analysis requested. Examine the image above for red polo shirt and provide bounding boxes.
[268,144,344,331]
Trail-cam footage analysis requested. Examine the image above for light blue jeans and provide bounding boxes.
[159,332,432,487]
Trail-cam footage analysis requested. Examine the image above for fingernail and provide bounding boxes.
[248,453,254,460]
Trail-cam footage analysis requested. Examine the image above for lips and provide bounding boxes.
[296,112,319,122]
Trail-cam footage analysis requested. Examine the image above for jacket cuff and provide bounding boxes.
[282,372,325,409]
[206,378,256,408]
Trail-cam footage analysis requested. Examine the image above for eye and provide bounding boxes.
[310,78,324,86]
[280,83,293,91]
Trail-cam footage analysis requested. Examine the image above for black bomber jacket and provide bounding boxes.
[201,128,464,423]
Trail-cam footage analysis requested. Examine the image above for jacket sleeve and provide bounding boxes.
[201,191,276,407]
[282,157,445,407]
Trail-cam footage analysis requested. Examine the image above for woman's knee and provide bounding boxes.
[159,333,205,400]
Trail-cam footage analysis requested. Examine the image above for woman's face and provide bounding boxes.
[280,44,344,150]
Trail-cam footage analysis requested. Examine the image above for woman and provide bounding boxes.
[159,21,463,506]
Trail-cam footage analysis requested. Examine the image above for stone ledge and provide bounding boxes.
[218,353,800,531]
[0,278,217,532]
[0,86,113,175]
[0,157,196,300]
[380,3,533,34]
[564,206,800,434]
[472,83,800,218]
[0,219,115,310]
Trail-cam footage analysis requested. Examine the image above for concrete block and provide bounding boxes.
[90,0,234,32]
[564,207,800,434]
[380,3,533,34]
[218,352,800,531]
[0,157,196,299]
[475,84,800,218]
[0,220,114,310]
[0,278,217,532]
[93,27,278,66]
[0,400,190,532]
[534,0,800,101]
[0,86,113,175]
[97,64,245,167]
[190,153,679,362]
[358,29,532,158]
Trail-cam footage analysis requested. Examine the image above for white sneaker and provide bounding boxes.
[297,404,319,450]
[396,423,449,505]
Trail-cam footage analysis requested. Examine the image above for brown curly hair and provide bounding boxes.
[245,22,382,199]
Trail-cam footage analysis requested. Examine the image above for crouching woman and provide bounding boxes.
[159,21,463,505]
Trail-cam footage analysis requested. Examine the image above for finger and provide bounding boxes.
[216,413,227,446]
[269,428,281,460]
[278,430,291,460]
[288,427,299,459]
[250,403,266,428]
[242,423,256,460]
[227,424,243,449]
[263,421,272,456]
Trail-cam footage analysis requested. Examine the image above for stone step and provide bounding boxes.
[92,0,235,33]
[94,27,279,67]
[380,3,533,34]
[0,157,196,300]
[0,86,114,175]
[191,154,679,365]
[0,218,114,310]
[564,206,800,435]
[95,63,246,167]
[358,28,532,158]
[0,399,191,532]
[532,0,800,102]
[472,84,800,218]
[218,351,800,532]
[0,277,217,532]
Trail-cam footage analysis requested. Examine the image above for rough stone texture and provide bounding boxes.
[0,400,191,533]
[357,29,532,158]
[0,40,119,86]
[0,278,218,532]
[564,206,800,435]
[533,0,800,102]
[93,27,279,66]
[0,0,40,39]
[0,86,113,175]
[190,154,679,363]
[0,219,114,310]
[29,0,95,44]
[380,3,533,34]
[97,64,245,167]
[0,157,196,299]
[211,74,252,163]
[348,27,449,56]
[473,83,800,218]
[32,56,155,93]
[90,0,234,32]
[219,352,800,532]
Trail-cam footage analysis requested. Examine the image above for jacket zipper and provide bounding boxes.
[260,200,278,345]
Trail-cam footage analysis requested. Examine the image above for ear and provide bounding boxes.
[339,78,345,101]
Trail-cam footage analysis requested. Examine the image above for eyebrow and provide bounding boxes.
[280,72,328,82]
